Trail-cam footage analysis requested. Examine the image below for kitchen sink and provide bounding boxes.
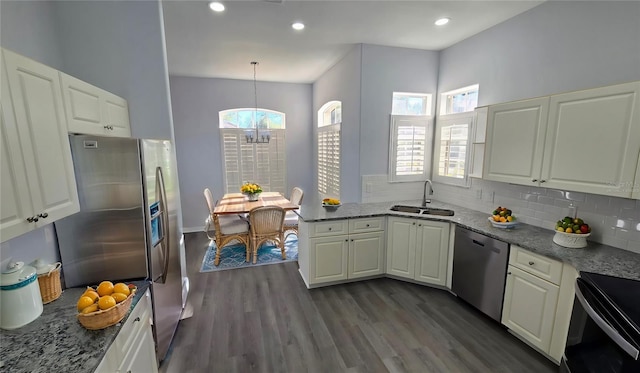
[389,205,454,216]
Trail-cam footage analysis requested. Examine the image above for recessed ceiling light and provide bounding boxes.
[292,22,305,31]
[209,2,225,12]
[435,18,450,26]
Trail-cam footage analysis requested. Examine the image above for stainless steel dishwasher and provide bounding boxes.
[451,226,510,322]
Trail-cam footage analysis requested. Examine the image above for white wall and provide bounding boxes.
[313,45,362,203]
[0,0,63,71]
[169,76,313,231]
[434,0,640,253]
[438,0,640,106]
[54,0,175,140]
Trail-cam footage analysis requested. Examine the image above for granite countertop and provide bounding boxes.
[0,280,150,373]
[298,198,640,281]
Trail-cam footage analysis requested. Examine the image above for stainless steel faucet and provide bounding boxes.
[422,179,433,207]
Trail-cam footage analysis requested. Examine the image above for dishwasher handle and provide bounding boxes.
[472,238,504,254]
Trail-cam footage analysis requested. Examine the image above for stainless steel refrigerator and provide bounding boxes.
[56,134,186,362]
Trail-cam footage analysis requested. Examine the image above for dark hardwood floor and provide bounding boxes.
[159,232,557,373]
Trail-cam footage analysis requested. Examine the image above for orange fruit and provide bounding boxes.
[97,281,114,296]
[77,296,95,312]
[499,217,507,223]
[112,292,128,303]
[98,295,116,310]
[113,283,130,296]
[81,304,99,314]
[82,289,99,303]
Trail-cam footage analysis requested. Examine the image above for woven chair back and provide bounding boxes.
[290,187,304,205]
[249,206,286,236]
[204,188,215,215]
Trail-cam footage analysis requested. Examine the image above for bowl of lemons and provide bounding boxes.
[76,280,137,330]
[322,198,341,211]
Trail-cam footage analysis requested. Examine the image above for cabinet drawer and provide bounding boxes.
[115,289,152,356]
[349,217,384,233]
[309,220,348,237]
[510,245,563,285]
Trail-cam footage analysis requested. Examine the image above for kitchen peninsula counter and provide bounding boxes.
[0,281,150,373]
[297,199,640,281]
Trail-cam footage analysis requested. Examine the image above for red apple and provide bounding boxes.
[580,224,589,234]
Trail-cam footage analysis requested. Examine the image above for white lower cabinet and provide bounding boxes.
[502,265,559,353]
[502,245,578,364]
[95,289,158,373]
[386,217,450,287]
[299,217,385,287]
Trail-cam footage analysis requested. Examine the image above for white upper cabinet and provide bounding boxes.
[541,82,640,198]
[60,72,131,137]
[484,97,549,186]
[484,81,640,198]
[1,49,80,242]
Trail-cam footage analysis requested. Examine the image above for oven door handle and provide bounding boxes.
[575,281,640,360]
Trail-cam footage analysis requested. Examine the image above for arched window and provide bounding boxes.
[218,108,286,194]
[317,101,341,197]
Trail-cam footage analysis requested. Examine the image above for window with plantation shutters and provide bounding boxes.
[318,101,341,197]
[219,108,286,194]
[318,124,340,196]
[433,113,473,187]
[389,115,432,182]
[220,129,286,194]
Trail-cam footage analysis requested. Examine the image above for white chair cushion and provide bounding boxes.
[218,215,249,234]
[284,210,298,226]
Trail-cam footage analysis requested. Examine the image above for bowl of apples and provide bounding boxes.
[553,216,591,248]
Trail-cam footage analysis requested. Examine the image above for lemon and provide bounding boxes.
[82,289,100,303]
[113,283,130,296]
[112,292,128,303]
[81,304,99,314]
[77,296,95,312]
[97,281,114,296]
[98,295,116,310]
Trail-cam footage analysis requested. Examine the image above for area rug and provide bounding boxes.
[200,236,298,273]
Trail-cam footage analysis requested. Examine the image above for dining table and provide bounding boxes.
[213,191,299,215]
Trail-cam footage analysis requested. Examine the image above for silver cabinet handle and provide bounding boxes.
[532,179,538,182]
[366,224,370,227]
[328,227,332,231]
[540,180,546,183]
[529,261,534,265]
[134,317,140,322]
[38,212,48,219]
[508,272,512,275]
[27,216,39,223]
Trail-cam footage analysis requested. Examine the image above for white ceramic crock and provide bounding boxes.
[0,261,44,330]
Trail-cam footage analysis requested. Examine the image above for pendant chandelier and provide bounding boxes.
[245,61,270,143]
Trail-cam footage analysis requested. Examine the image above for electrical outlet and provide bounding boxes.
[475,189,482,199]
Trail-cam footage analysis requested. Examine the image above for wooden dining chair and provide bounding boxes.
[249,206,286,264]
[203,188,250,265]
[283,187,304,241]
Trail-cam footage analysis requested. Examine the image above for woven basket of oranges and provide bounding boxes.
[76,281,137,330]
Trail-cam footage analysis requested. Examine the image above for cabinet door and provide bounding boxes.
[60,73,105,135]
[117,318,158,373]
[484,98,549,185]
[502,265,559,353]
[3,49,79,226]
[541,81,640,198]
[634,151,640,200]
[309,236,349,284]
[1,57,34,241]
[386,217,416,279]
[348,231,384,279]
[103,92,131,137]
[414,221,450,286]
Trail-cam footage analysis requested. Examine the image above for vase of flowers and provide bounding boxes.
[241,182,262,201]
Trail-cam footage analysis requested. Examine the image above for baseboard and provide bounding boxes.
[183,226,204,233]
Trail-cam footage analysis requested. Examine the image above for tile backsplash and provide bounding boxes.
[361,174,640,254]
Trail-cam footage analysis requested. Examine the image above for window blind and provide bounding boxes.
[318,124,340,196]
[221,129,286,194]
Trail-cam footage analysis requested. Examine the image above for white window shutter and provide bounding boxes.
[318,124,340,196]
[389,116,431,182]
[220,128,286,194]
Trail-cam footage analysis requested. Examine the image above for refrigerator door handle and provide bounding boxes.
[156,166,170,284]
